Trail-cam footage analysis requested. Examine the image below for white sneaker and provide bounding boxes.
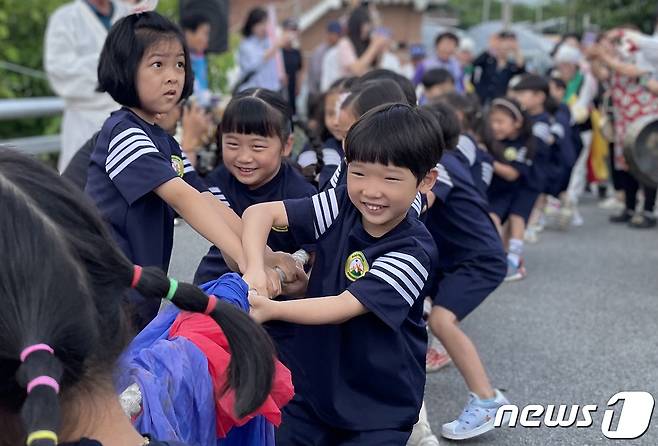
[524,227,539,244]
[598,196,624,211]
[558,206,573,230]
[441,390,509,440]
[416,436,440,446]
[408,401,440,446]
[572,209,584,227]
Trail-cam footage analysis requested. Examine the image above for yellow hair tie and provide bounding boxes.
[26,430,58,445]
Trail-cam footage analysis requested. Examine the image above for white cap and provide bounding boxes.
[459,37,476,54]
[554,44,582,65]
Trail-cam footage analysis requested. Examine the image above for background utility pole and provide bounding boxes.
[482,0,491,22]
[502,0,513,29]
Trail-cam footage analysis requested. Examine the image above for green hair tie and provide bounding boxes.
[165,278,178,301]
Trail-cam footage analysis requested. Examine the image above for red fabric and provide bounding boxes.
[609,70,658,170]
[168,312,294,438]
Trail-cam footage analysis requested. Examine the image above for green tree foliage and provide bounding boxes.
[0,0,68,139]
[573,0,656,33]
[448,0,656,34]
[0,0,238,140]
[446,0,564,30]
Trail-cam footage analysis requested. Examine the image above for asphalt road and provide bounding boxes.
[169,195,658,446]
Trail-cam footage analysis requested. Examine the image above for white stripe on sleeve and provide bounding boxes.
[369,269,415,306]
[297,150,318,168]
[208,187,231,207]
[481,162,494,186]
[311,190,340,238]
[411,193,422,216]
[109,127,148,153]
[374,256,424,292]
[550,122,565,140]
[384,251,429,280]
[328,188,339,220]
[329,162,342,188]
[322,148,343,167]
[436,163,454,188]
[312,193,327,235]
[108,147,160,179]
[107,133,153,165]
[181,152,195,174]
[457,135,477,166]
[368,250,430,307]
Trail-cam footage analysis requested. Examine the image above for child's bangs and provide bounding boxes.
[220,98,280,139]
[345,105,444,181]
[346,108,413,168]
[136,28,184,55]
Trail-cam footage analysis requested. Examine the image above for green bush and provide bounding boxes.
[0,0,241,141]
[0,0,67,139]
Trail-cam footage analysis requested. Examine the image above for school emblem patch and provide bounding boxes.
[171,155,185,177]
[503,146,518,162]
[345,251,369,282]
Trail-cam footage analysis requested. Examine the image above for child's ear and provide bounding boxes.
[418,168,438,194]
[283,134,294,157]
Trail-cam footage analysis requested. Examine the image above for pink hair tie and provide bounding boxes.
[27,376,60,395]
[204,295,218,315]
[20,344,54,362]
[131,265,143,288]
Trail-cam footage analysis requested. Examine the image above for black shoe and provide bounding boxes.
[610,210,633,223]
[629,215,657,229]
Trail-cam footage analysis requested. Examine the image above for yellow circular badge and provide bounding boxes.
[345,251,369,282]
[503,147,518,162]
[171,155,185,177]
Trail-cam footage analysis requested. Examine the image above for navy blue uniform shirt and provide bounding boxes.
[283,185,438,430]
[457,134,494,200]
[487,136,533,198]
[526,113,558,192]
[194,161,317,284]
[86,108,207,272]
[428,151,504,269]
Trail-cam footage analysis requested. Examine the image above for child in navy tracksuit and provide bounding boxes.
[437,92,494,201]
[296,77,354,187]
[192,89,317,371]
[486,97,536,281]
[511,74,571,235]
[242,104,443,445]
[421,103,509,441]
[86,12,247,328]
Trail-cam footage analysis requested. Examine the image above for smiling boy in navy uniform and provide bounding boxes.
[241,104,444,445]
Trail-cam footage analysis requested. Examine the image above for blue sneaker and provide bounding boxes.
[441,390,509,440]
[504,259,526,282]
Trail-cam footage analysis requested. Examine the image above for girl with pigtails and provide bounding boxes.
[0,149,290,445]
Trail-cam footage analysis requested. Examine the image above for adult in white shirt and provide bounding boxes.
[44,0,131,172]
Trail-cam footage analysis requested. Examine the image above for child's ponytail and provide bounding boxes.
[0,149,276,421]
[131,265,275,418]
[16,349,64,446]
[0,159,97,446]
